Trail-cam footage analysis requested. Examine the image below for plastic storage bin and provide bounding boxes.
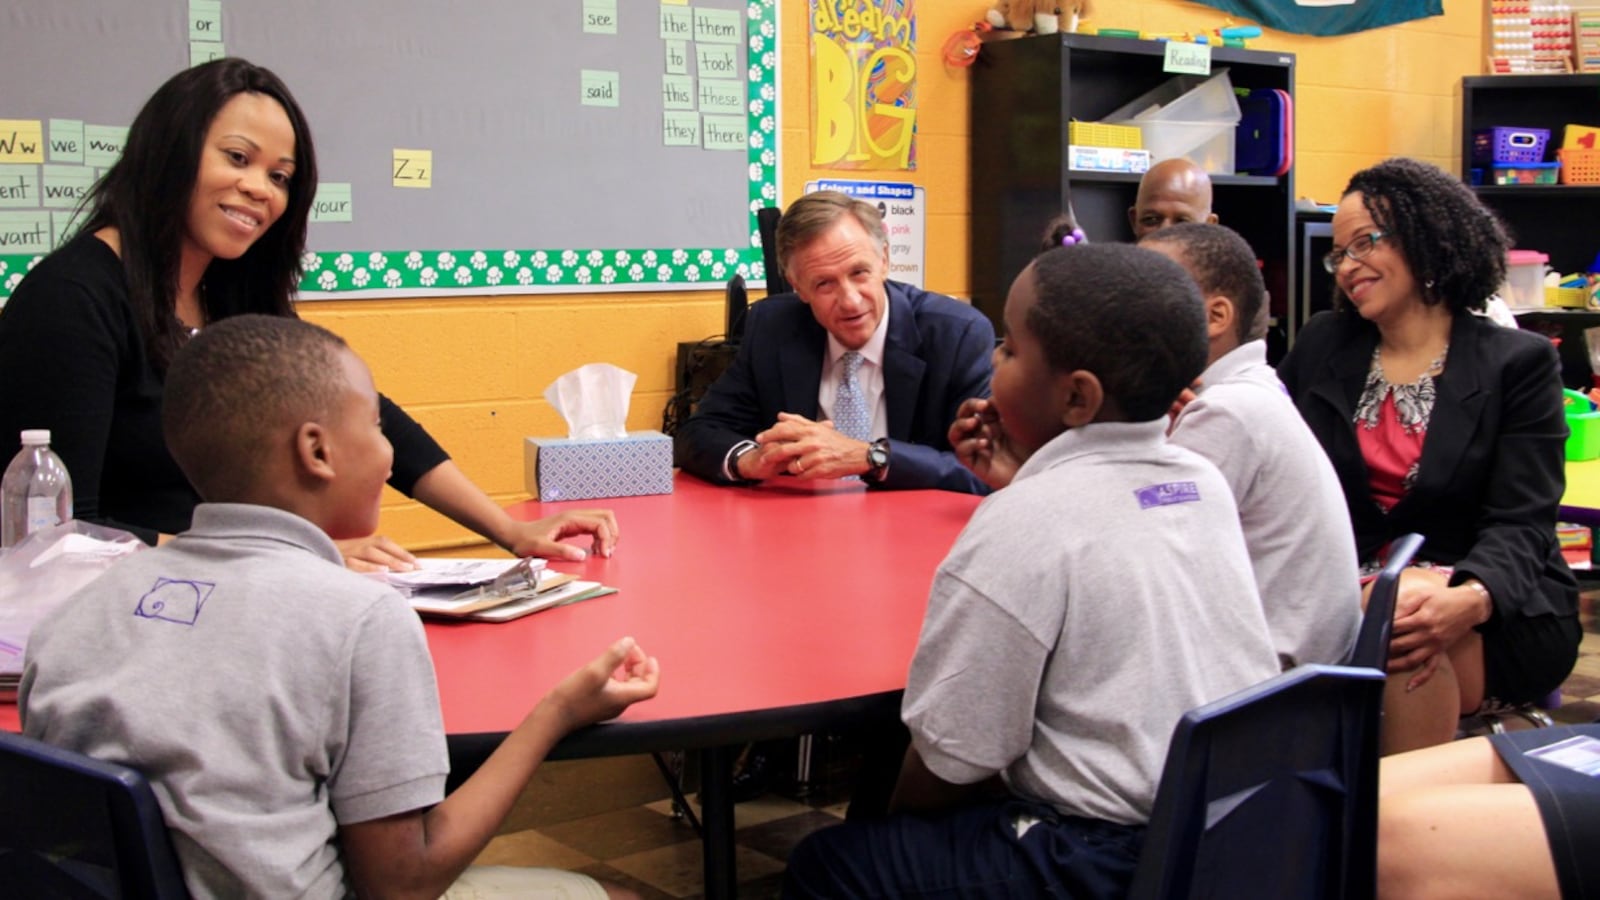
[1067,145,1151,173]
[1472,127,1552,165]
[1067,121,1142,149]
[1565,389,1600,461]
[1546,284,1589,308]
[1103,69,1240,174]
[1108,68,1241,121]
[1493,162,1561,185]
[1138,121,1237,173]
[1559,146,1600,184]
[1503,249,1549,309]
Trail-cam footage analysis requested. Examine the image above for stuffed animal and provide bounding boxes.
[984,1,1089,36]
[985,0,1040,33]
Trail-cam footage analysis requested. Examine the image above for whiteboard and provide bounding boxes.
[0,0,781,299]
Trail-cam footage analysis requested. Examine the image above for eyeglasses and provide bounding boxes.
[1323,231,1388,274]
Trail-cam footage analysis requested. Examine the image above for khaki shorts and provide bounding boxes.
[440,865,607,899]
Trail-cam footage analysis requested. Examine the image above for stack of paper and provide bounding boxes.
[392,558,616,623]
[385,558,544,596]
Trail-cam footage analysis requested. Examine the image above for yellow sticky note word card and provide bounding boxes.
[392,149,432,188]
[0,120,46,164]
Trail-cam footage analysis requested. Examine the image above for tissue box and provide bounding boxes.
[524,430,673,502]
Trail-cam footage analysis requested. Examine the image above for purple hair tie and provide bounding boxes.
[1061,227,1087,247]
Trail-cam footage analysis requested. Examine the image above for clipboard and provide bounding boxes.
[408,558,616,622]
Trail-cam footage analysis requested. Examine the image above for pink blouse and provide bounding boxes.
[1354,343,1446,519]
[1357,393,1425,511]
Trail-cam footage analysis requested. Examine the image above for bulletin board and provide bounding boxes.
[0,0,781,300]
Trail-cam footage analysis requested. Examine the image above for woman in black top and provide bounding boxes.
[1279,158,1578,753]
[0,59,616,565]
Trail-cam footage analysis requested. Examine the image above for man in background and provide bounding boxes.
[1129,157,1218,239]
[675,190,994,495]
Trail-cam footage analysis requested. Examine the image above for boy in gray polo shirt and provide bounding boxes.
[784,244,1278,899]
[21,315,659,899]
[1144,222,1362,669]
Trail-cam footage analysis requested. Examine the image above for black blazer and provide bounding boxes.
[1279,310,1577,626]
[673,281,993,494]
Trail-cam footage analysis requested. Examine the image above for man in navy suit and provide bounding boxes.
[674,191,994,495]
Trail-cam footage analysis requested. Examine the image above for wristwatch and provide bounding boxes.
[725,439,759,482]
[866,437,891,482]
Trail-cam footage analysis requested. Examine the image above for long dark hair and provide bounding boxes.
[79,58,318,370]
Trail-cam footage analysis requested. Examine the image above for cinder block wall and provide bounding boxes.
[300,0,1482,551]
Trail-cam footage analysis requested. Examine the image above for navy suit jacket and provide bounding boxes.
[1278,310,1577,627]
[674,281,994,494]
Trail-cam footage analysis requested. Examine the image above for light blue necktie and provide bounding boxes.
[834,351,871,441]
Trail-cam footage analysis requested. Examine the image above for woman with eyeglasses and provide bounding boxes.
[1278,157,1579,756]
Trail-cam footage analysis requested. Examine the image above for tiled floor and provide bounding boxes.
[473,593,1600,898]
[474,773,849,899]
[1551,589,1600,723]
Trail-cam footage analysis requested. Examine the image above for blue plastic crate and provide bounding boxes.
[1492,161,1560,185]
[1473,127,1551,165]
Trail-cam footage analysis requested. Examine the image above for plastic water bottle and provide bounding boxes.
[1,429,74,548]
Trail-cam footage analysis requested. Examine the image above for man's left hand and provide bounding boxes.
[756,412,871,479]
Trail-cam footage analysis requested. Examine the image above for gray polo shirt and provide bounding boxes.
[903,421,1279,825]
[1171,341,1362,667]
[22,503,450,899]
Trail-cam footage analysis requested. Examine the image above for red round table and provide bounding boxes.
[2,472,982,898]
[433,472,980,897]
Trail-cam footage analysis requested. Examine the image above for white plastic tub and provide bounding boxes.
[1503,249,1549,309]
[1104,69,1241,174]
[1138,120,1237,175]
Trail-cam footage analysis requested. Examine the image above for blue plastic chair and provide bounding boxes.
[0,729,189,898]
[1346,532,1426,670]
[1127,664,1388,900]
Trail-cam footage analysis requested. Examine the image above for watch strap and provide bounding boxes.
[867,437,891,481]
[724,439,759,482]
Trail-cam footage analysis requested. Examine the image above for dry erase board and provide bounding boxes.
[0,0,780,300]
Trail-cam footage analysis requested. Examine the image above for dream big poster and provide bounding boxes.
[809,1,917,171]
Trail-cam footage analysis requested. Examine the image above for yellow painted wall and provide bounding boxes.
[301,0,1484,552]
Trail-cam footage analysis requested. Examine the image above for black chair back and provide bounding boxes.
[724,273,748,343]
[1128,664,1387,900]
[756,206,790,296]
[0,730,189,898]
[1347,532,1426,670]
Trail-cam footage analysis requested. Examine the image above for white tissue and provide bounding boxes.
[543,363,637,440]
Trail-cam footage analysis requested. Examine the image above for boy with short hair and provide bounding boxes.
[785,244,1278,898]
[21,315,658,900]
[1142,222,1362,668]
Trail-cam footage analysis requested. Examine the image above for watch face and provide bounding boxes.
[868,445,888,468]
